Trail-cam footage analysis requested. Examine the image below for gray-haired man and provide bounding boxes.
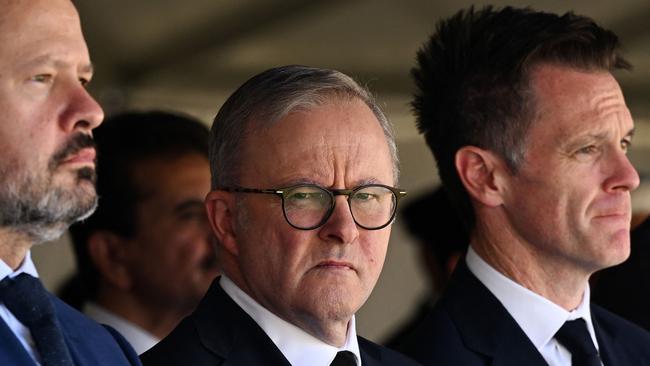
[141,65,419,366]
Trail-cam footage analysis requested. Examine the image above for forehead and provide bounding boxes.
[240,98,394,186]
[131,154,211,197]
[0,0,88,65]
[526,65,632,145]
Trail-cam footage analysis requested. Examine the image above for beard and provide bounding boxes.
[0,133,98,244]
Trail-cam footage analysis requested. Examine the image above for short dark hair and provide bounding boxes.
[412,6,630,230]
[63,111,209,307]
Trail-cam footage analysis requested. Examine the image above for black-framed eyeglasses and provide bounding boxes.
[218,184,407,230]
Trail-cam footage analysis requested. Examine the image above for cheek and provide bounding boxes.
[358,231,390,276]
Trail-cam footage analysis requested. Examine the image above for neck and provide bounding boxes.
[95,286,189,339]
[296,315,350,347]
[472,213,589,310]
[0,229,33,270]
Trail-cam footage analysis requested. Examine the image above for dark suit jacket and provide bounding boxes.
[405,261,650,366]
[141,279,421,365]
[0,293,140,366]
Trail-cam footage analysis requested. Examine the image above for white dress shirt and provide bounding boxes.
[220,275,362,366]
[83,301,159,355]
[466,247,602,366]
[0,251,43,365]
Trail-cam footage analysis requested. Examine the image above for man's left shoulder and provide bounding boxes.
[51,295,141,365]
[358,336,422,365]
[592,304,650,360]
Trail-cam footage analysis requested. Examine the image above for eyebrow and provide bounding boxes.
[173,199,205,214]
[18,54,94,74]
[565,127,635,151]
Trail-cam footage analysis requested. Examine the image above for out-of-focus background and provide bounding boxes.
[34,0,650,342]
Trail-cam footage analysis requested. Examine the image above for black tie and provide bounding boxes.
[330,351,357,366]
[0,273,74,366]
[555,318,601,366]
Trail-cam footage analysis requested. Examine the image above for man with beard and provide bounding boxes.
[0,0,140,365]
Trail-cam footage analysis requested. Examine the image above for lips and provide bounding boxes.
[61,147,96,165]
[316,260,355,271]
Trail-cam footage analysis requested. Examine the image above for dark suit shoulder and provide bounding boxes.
[51,295,141,365]
[358,337,422,365]
[402,302,487,366]
[141,316,221,366]
[592,304,650,363]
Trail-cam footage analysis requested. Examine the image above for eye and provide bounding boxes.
[576,145,598,155]
[30,74,52,83]
[177,208,205,221]
[353,192,376,201]
[288,192,312,200]
[621,139,632,153]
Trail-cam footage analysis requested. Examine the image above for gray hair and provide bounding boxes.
[209,65,399,188]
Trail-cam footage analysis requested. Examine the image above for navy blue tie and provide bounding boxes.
[330,351,357,366]
[555,318,601,366]
[0,273,74,366]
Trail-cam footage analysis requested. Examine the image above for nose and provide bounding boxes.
[59,81,104,133]
[318,196,360,244]
[604,149,640,193]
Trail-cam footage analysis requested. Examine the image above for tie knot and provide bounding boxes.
[330,351,357,366]
[0,273,55,327]
[555,318,600,365]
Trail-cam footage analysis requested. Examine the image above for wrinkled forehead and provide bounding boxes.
[0,0,81,36]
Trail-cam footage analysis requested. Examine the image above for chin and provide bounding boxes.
[593,237,630,270]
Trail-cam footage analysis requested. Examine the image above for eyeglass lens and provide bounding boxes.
[283,185,397,229]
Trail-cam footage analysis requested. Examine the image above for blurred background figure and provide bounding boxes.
[384,186,468,355]
[59,111,219,354]
[592,212,650,331]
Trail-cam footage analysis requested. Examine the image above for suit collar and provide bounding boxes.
[591,305,622,366]
[442,261,548,365]
[219,275,362,366]
[0,318,35,366]
[192,278,291,365]
[357,337,383,366]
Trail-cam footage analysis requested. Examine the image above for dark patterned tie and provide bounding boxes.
[555,318,601,366]
[0,273,74,366]
[330,350,357,366]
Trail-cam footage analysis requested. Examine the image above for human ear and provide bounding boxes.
[454,146,507,207]
[87,231,132,290]
[205,190,239,256]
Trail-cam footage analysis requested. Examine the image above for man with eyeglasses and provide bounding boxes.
[141,66,420,366]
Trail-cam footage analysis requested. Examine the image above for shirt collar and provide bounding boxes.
[465,246,599,351]
[220,275,361,366]
[83,301,159,355]
[0,250,39,281]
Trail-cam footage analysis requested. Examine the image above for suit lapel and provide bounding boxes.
[443,261,548,366]
[193,279,291,366]
[358,337,381,366]
[0,317,37,366]
[592,306,622,366]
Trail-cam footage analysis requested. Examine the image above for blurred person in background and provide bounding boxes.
[383,186,468,356]
[62,111,219,354]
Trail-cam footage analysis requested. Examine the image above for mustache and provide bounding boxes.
[49,133,97,169]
